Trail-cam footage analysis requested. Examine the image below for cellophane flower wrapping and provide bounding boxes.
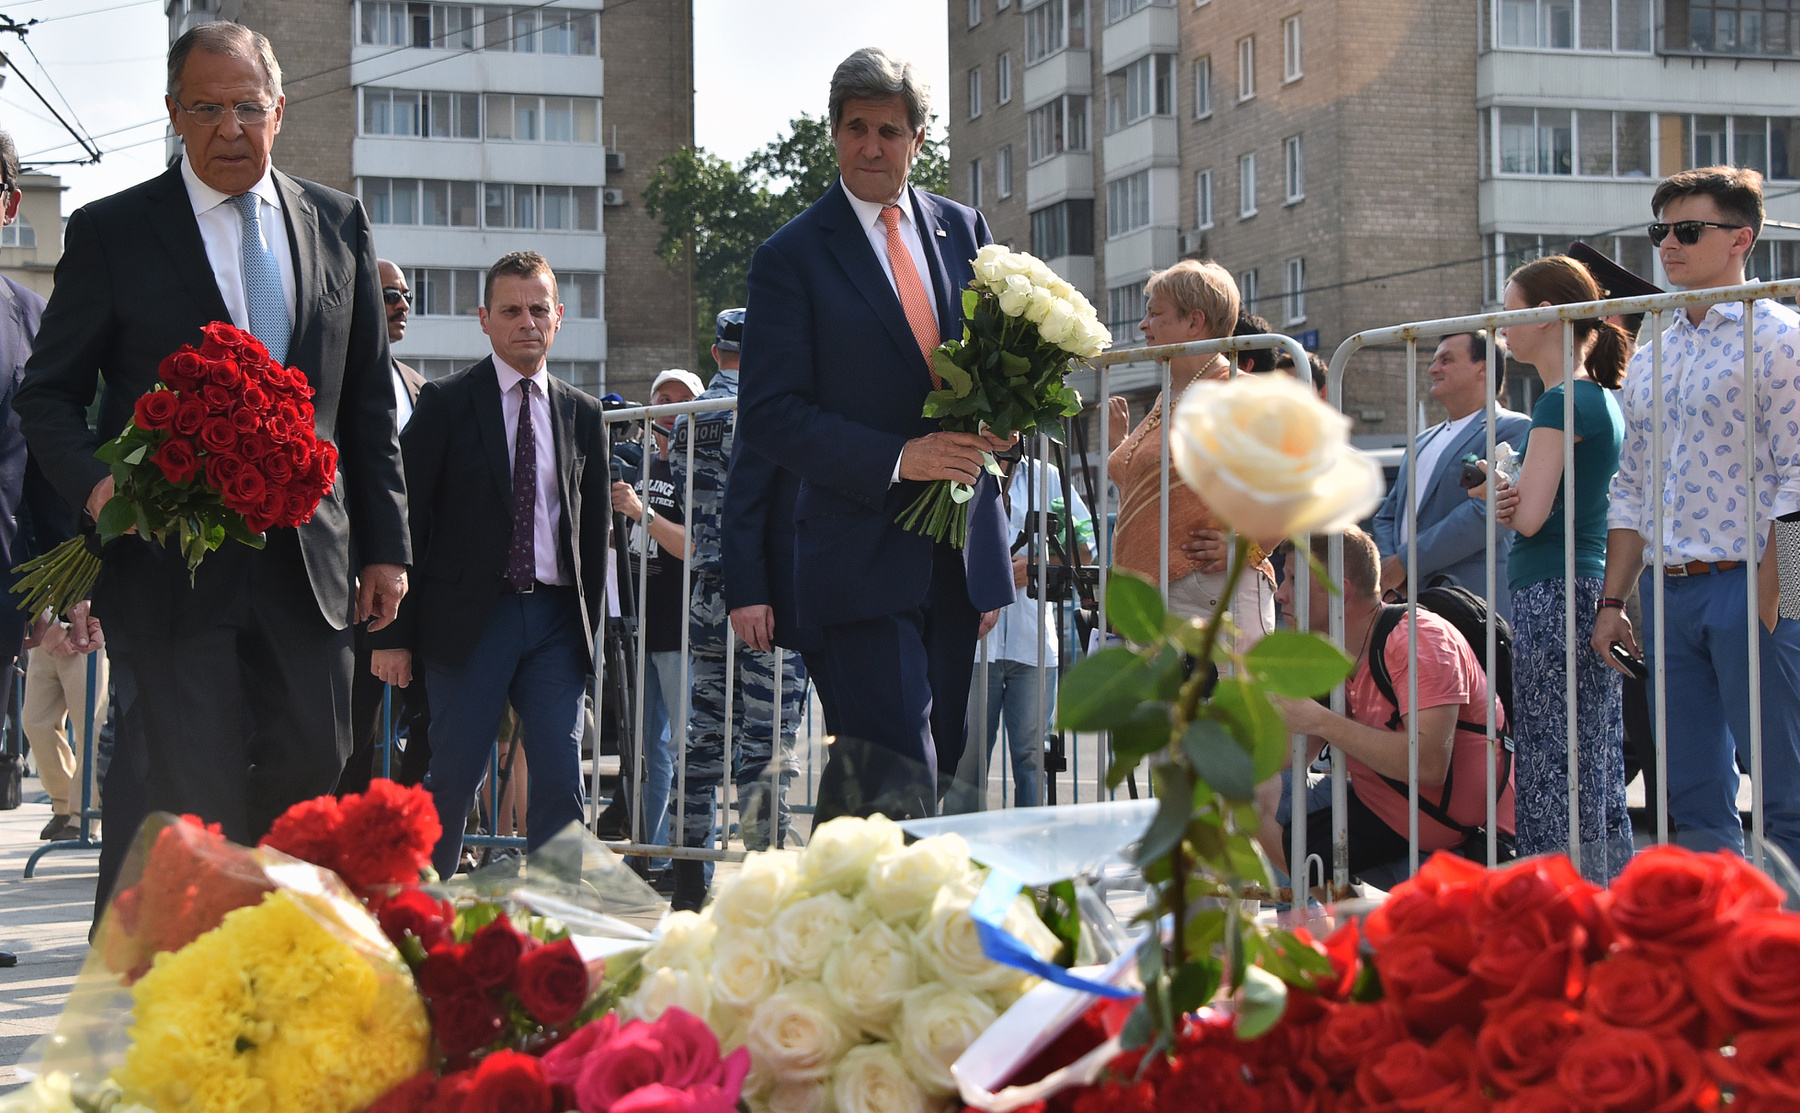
[16,813,431,1113]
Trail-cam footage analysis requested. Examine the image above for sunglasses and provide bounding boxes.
[382,287,413,306]
[1648,220,1747,246]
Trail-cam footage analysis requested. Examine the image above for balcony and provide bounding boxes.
[1023,49,1090,106]
[1026,151,1094,207]
[1101,2,1178,72]
[1045,255,1095,299]
[1104,225,1180,284]
[1102,116,1179,178]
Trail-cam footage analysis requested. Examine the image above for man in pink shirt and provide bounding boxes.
[1256,527,1516,887]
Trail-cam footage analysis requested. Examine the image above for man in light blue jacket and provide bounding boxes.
[1371,331,1531,620]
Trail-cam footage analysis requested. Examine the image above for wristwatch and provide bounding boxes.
[643,506,657,529]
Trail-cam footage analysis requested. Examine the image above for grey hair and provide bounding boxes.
[168,21,284,102]
[828,48,930,133]
[0,130,17,193]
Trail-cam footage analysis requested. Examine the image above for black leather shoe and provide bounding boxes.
[39,815,78,841]
[670,860,708,912]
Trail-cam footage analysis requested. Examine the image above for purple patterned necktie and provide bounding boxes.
[507,379,538,592]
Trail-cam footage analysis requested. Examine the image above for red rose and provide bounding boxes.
[1600,844,1783,955]
[1711,1027,1800,1108]
[417,941,475,999]
[173,397,207,436]
[282,489,312,528]
[134,389,180,431]
[1149,1050,1262,1113]
[237,432,272,461]
[432,990,505,1057]
[258,794,345,871]
[1554,1027,1716,1112]
[1490,1085,1586,1113]
[1481,854,1606,944]
[200,415,238,454]
[1582,953,1701,1039]
[333,779,441,890]
[225,468,268,509]
[151,438,202,486]
[201,382,234,410]
[422,1071,475,1113]
[198,321,237,360]
[1468,911,1589,1006]
[1353,1028,1484,1112]
[377,888,454,951]
[241,383,270,412]
[311,440,338,484]
[574,1022,669,1112]
[261,451,295,485]
[1686,912,1800,1036]
[1372,935,1485,1039]
[208,358,245,389]
[514,937,590,1025]
[161,349,205,391]
[464,1049,553,1113]
[231,407,262,434]
[1364,853,1485,970]
[1478,999,1586,1092]
[367,1071,438,1113]
[465,916,527,989]
[1315,1001,1409,1083]
[645,1007,741,1093]
[540,1013,619,1089]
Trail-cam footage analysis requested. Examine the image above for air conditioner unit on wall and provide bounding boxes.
[602,189,626,207]
[605,150,626,173]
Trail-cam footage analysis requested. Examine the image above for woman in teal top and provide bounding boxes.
[1476,254,1631,882]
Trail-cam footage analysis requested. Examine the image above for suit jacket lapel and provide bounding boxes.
[146,164,232,326]
[469,358,512,501]
[273,170,319,374]
[549,377,576,512]
[820,182,930,374]
[910,189,957,345]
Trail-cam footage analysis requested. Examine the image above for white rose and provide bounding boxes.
[766,1081,834,1113]
[1047,277,1075,302]
[1039,297,1078,348]
[971,244,1010,290]
[801,815,904,895]
[996,274,1034,319]
[712,850,801,931]
[1023,286,1055,326]
[747,982,854,1083]
[896,984,999,1096]
[1170,373,1384,539]
[822,919,920,1037]
[1024,256,1058,288]
[3,1071,76,1113]
[772,891,864,978]
[832,1043,933,1113]
[638,910,717,975]
[710,927,784,1011]
[915,878,1060,993]
[627,963,713,1022]
[999,251,1035,280]
[867,835,971,926]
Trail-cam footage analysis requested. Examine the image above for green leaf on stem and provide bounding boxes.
[1119,1000,1155,1051]
[1133,761,1197,867]
[1182,719,1255,800]
[1265,927,1336,983]
[1211,677,1291,782]
[1038,880,1081,967]
[96,496,137,540]
[1351,959,1386,1003]
[1183,908,1227,955]
[962,288,980,318]
[1168,958,1221,1016]
[1107,701,1173,788]
[1235,964,1289,1040]
[1224,831,1272,888]
[1056,646,1148,730]
[1145,645,1186,703]
[1243,630,1354,698]
[1106,570,1165,644]
[933,351,973,398]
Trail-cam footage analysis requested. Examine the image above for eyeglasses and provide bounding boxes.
[1648,220,1747,246]
[382,287,413,306]
[173,99,275,128]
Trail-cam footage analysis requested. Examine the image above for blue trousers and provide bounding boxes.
[943,658,1048,814]
[1641,565,1800,862]
[424,587,589,878]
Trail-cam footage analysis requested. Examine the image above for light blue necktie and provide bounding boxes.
[227,191,290,365]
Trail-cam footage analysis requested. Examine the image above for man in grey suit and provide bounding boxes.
[1371,331,1531,619]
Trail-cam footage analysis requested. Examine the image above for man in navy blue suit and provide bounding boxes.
[737,48,1015,822]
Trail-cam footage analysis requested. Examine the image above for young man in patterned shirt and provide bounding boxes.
[1593,165,1800,864]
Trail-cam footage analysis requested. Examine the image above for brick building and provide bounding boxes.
[165,0,694,402]
[950,0,1800,440]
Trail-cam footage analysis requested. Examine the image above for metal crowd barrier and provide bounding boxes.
[23,652,103,877]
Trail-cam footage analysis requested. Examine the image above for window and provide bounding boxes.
[1031,199,1095,258]
[998,145,1015,199]
[1239,268,1259,315]
[1282,14,1303,81]
[1667,0,1798,55]
[408,268,485,315]
[1494,107,1652,177]
[1107,283,1145,343]
[545,361,603,393]
[1106,53,1174,131]
[1195,169,1213,228]
[1495,0,1655,52]
[1106,0,1171,21]
[1026,0,1086,64]
[1283,257,1306,324]
[1027,95,1089,163]
[969,68,983,119]
[1192,55,1212,118]
[368,178,596,230]
[361,4,594,51]
[999,0,1010,7]
[538,8,596,53]
[1283,134,1304,202]
[1236,36,1255,101]
[362,88,485,139]
[1668,115,1800,178]
[480,6,598,53]
[969,0,981,26]
[0,216,34,248]
[969,159,984,206]
[1238,152,1257,217]
[481,94,600,143]
[1106,170,1151,237]
[555,271,602,318]
[998,51,1013,105]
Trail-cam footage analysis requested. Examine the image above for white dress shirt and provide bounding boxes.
[1400,411,1479,545]
[180,157,298,331]
[392,362,415,430]
[494,355,569,586]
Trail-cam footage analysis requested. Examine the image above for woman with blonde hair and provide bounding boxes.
[1106,261,1276,642]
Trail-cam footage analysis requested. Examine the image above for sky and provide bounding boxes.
[1,0,948,212]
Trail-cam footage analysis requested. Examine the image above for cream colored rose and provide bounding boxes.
[627,963,713,1022]
[832,1043,933,1113]
[971,243,1010,290]
[638,910,717,975]
[766,1081,834,1113]
[712,850,801,931]
[801,815,904,895]
[771,890,863,978]
[915,879,1060,993]
[996,273,1034,318]
[1047,277,1076,302]
[822,919,920,1037]
[1039,298,1079,347]
[1023,286,1055,326]
[896,984,999,1096]
[867,835,971,926]
[747,982,854,1083]
[710,927,784,1011]
[1170,373,1383,539]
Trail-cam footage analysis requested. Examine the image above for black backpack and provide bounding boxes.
[1366,581,1514,850]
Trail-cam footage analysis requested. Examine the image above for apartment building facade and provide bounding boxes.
[166,0,694,402]
[950,0,1800,435]
[0,172,66,301]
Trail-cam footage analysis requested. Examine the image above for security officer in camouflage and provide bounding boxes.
[667,308,810,910]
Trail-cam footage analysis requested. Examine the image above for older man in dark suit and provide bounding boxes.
[737,48,1015,821]
[368,252,608,876]
[14,23,410,914]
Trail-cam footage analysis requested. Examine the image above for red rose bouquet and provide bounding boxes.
[12,320,338,617]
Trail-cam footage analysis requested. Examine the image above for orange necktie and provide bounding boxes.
[879,204,943,388]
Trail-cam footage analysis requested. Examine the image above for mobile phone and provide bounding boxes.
[1609,642,1649,682]
[1458,460,1486,490]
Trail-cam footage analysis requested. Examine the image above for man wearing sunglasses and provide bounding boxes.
[16,21,410,919]
[1595,165,1800,865]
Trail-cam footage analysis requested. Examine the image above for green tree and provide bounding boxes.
[642,114,950,377]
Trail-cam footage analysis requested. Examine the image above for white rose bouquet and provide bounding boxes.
[623,815,1061,1113]
[897,245,1110,547]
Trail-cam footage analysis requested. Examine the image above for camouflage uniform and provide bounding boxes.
[669,366,809,862]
